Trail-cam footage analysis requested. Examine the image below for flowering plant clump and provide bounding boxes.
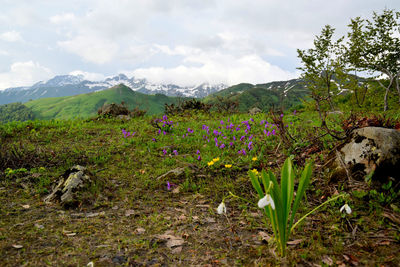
[121,129,136,138]
[249,157,313,256]
[250,157,349,256]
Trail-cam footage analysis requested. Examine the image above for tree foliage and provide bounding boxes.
[297,25,345,112]
[0,103,35,123]
[347,9,400,111]
[298,8,400,112]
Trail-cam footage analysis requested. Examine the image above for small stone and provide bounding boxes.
[172,186,180,194]
[135,227,146,234]
[34,223,44,229]
[205,217,216,223]
[125,209,135,217]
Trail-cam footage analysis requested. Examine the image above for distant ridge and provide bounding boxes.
[0,73,227,105]
[24,84,185,120]
[205,79,308,112]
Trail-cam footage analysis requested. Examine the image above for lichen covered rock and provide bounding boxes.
[333,127,400,182]
[44,165,99,208]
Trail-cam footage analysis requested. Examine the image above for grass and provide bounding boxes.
[0,110,399,266]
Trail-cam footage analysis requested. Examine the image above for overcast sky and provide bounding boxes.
[0,0,399,90]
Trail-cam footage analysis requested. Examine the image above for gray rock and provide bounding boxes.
[334,127,400,181]
[156,167,186,180]
[249,107,262,115]
[44,165,97,207]
[117,114,131,121]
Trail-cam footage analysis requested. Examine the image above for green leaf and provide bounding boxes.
[249,171,263,198]
[280,157,295,244]
[289,161,313,232]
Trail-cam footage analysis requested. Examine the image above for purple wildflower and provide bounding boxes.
[167,181,171,190]
[248,141,253,151]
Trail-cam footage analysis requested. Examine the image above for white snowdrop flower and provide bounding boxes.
[258,194,275,210]
[87,262,94,267]
[217,202,226,214]
[340,204,352,214]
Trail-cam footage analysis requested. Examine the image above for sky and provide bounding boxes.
[0,0,399,90]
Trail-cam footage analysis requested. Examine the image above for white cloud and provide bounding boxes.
[69,70,105,81]
[0,49,9,56]
[0,61,53,90]
[132,45,296,86]
[2,0,400,88]
[58,35,119,64]
[0,30,23,42]
[50,13,76,24]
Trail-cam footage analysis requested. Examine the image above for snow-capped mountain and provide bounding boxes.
[0,74,227,105]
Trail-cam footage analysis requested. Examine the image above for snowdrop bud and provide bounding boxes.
[217,202,226,214]
[340,204,352,214]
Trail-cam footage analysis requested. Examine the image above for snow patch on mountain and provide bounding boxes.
[0,73,228,105]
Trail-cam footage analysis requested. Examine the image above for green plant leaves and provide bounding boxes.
[289,161,313,233]
[249,156,313,256]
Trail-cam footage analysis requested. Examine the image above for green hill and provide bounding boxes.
[24,84,184,120]
[204,79,309,112]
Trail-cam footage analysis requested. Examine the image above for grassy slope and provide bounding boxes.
[24,84,182,120]
[0,111,399,265]
[204,80,309,112]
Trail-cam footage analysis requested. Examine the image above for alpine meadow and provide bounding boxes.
[1,5,400,266]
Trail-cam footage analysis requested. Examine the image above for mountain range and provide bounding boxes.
[0,73,312,122]
[0,74,227,105]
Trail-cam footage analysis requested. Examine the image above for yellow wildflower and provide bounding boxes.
[212,157,220,162]
[225,164,232,168]
[208,161,214,166]
[251,169,259,175]
[252,157,258,161]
